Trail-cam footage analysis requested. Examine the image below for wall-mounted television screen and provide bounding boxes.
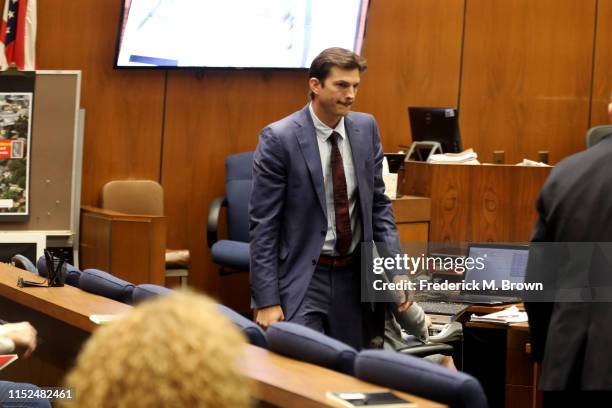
[115,0,370,69]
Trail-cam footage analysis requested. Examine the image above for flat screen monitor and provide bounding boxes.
[115,0,370,69]
[408,107,462,153]
[383,153,406,173]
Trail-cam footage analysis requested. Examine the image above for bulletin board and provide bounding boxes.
[0,71,82,235]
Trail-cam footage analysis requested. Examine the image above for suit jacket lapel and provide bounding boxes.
[295,106,327,215]
[345,114,366,193]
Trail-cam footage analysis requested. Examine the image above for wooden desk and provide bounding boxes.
[463,305,540,408]
[0,264,445,408]
[0,263,131,386]
[241,344,444,408]
[392,195,431,244]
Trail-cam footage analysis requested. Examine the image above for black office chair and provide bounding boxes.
[586,125,612,148]
[207,152,253,275]
[387,305,459,357]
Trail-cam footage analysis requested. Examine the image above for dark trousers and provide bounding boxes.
[289,262,384,350]
[543,391,612,408]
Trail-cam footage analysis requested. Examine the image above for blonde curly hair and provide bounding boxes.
[63,290,251,408]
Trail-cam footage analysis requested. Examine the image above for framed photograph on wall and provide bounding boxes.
[0,92,32,217]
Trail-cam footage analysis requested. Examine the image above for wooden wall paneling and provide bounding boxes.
[460,0,597,165]
[162,70,308,294]
[355,0,465,152]
[36,0,166,206]
[591,0,612,127]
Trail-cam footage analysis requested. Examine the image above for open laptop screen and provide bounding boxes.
[462,244,529,296]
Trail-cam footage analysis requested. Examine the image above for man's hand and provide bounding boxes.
[425,314,432,328]
[254,305,285,329]
[397,299,413,312]
[392,274,414,312]
[2,322,37,357]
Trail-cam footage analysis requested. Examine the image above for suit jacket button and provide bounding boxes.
[312,259,316,266]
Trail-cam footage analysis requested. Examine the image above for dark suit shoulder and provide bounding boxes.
[539,135,612,224]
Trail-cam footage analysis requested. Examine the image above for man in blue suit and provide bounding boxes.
[249,47,407,349]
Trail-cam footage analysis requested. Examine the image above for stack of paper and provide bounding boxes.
[89,314,122,325]
[427,149,480,165]
[516,159,551,167]
[469,305,528,324]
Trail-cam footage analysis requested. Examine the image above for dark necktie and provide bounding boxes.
[330,131,352,255]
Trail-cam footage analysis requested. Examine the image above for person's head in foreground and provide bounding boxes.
[63,290,251,408]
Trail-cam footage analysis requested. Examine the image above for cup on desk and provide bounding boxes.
[538,150,549,164]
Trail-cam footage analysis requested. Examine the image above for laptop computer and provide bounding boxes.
[417,243,529,316]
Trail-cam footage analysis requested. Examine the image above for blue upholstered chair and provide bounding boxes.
[207,152,253,275]
[132,284,173,305]
[36,256,82,288]
[79,269,135,304]
[217,304,267,348]
[266,322,358,375]
[11,254,37,274]
[355,350,488,408]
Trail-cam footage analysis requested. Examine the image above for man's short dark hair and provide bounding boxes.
[309,47,367,98]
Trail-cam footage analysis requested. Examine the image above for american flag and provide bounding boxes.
[0,0,36,71]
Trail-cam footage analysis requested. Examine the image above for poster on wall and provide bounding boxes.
[0,93,31,216]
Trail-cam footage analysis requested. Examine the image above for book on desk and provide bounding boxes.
[0,354,18,371]
[326,391,416,407]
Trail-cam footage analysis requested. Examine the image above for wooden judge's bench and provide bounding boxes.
[399,161,551,244]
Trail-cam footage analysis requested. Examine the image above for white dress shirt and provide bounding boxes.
[309,103,362,256]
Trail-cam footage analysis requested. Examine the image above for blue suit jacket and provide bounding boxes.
[249,104,401,319]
